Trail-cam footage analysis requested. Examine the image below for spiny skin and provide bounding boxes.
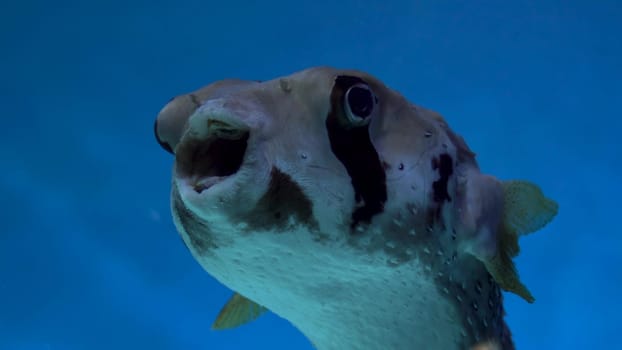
[155,67,521,349]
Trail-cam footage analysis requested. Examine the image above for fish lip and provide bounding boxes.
[174,114,250,195]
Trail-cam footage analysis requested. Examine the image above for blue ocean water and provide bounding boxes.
[1,0,620,349]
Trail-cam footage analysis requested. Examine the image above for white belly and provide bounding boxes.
[184,224,464,350]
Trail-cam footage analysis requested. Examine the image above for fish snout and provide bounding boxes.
[174,109,251,194]
[155,95,201,155]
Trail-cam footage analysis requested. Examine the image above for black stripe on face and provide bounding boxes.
[326,75,387,229]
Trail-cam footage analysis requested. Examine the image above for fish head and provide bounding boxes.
[155,67,428,250]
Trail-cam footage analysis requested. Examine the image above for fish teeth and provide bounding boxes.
[193,176,225,192]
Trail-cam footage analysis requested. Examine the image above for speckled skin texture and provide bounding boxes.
[157,67,517,349]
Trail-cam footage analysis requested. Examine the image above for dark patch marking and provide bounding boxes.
[244,167,318,231]
[326,75,387,229]
[426,153,454,227]
[172,187,217,255]
[431,153,453,203]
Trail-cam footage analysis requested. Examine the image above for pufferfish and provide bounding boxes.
[154,67,558,350]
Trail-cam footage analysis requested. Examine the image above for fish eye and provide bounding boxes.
[344,83,377,125]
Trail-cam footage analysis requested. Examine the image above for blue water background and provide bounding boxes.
[1,0,620,349]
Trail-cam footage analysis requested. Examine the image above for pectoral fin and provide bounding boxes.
[502,180,558,236]
[484,240,535,303]
[212,293,268,330]
[484,180,558,303]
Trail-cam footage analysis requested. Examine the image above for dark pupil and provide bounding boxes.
[347,87,373,118]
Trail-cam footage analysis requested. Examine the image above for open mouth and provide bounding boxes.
[176,119,249,193]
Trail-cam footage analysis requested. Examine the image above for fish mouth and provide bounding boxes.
[175,117,250,194]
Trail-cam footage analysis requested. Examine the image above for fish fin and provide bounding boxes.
[502,180,558,236]
[211,293,268,330]
[484,235,535,303]
[484,180,558,303]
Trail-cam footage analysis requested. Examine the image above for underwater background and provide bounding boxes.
[1,0,620,349]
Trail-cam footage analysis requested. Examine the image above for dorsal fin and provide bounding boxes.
[211,293,268,330]
[484,180,558,303]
